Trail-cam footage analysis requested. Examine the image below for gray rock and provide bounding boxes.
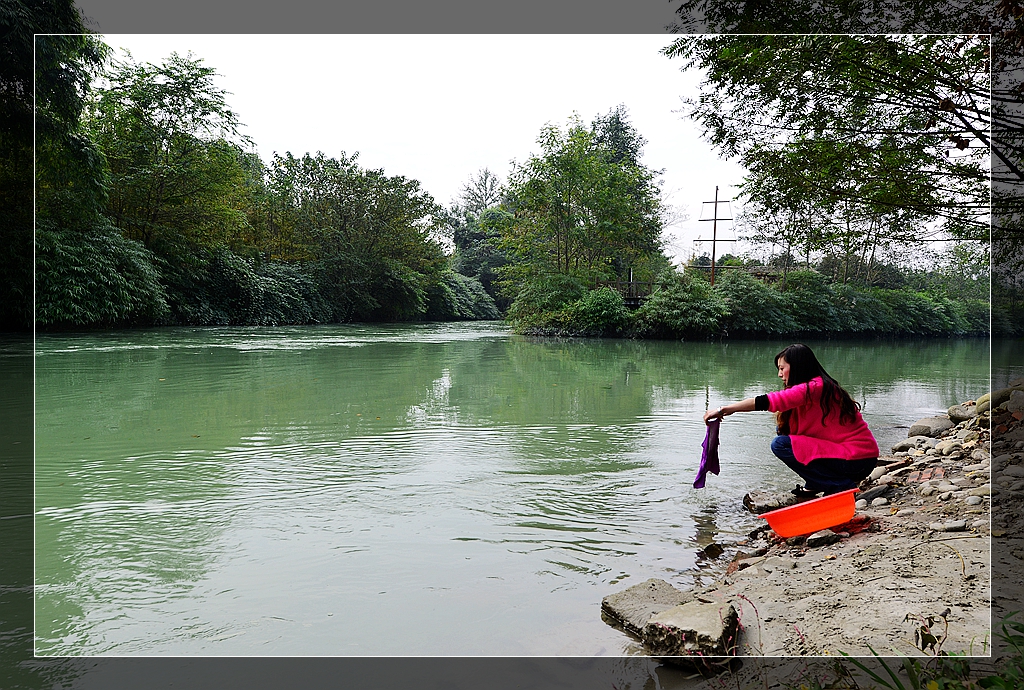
[858,484,891,503]
[971,449,990,462]
[805,529,841,548]
[948,404,977,423]
[939,491,954,501]
[602,578,692,638]
[868,466,889,481]
[909,417,954,438]
[643,601,739,658]
[896,509,916,516]
[965,495,983,506]
[944,520,968,532]
[929,522,946,531]
[988,385,1024,412]
[871,497,889,507]
[936,440,963,456]
[1006,390,1024,414]
[762,556,795,572]
[1003,465,1024,478]
[968,485,992,496]
[892,436,936,452]
[971,519,989,530]
[856,499,868,509]
[743,490,799,514]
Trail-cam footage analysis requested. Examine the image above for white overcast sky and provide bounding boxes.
[101,35,749,264]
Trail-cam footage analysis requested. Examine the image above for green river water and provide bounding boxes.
[22,324,993,658]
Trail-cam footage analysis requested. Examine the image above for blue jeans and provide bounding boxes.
[771,435,876,495]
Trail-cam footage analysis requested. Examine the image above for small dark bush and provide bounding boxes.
[558,287,630,336]
[36,219,169,328]
[713,270,797,336]
[630,269,729,339]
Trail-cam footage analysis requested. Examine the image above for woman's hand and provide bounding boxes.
[703,398,757,423]
[703,406,726,424]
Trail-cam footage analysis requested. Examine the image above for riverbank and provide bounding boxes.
[603,380,1024,681]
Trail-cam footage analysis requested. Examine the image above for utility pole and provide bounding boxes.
[696,186,735,285]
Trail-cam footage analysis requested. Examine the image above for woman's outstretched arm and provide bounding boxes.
[702,397,758,424]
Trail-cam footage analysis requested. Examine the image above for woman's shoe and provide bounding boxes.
[790,485,821,499]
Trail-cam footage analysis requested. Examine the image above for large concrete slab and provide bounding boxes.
[600,578,691,638]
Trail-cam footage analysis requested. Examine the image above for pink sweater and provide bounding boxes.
[767,376,878,465]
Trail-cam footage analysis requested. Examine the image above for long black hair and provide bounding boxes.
[775,344,860,431]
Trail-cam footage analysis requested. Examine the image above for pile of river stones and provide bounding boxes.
[600,379,1024,663]
[880,378,1024,535]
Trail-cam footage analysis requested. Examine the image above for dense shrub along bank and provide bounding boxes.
[35,239,498,330]
[505,268,1001,339]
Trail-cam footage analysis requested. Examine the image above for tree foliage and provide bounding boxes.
[86,52,253,251]
[663,35,990,244]
[2,1,106,330]
[500,113,665,300]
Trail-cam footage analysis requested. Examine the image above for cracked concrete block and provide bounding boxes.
[601,578,691,638]
[643,600,739,658]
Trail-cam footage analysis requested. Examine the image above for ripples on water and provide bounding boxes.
[32,325,989,656]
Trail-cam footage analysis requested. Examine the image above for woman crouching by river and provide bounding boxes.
[703,343,878,497]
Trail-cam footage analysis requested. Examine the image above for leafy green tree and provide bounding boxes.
[262,151,448,321]
[86,51,253,252]
[663,35,990,244]
[591,104,647,167]
[446,169,511,306]
[2,2,107,329]
[501,114,665,296]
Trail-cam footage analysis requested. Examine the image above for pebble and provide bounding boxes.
[868,466,888,481]
[856,499,868,509]
[964,495,983,506]
[1013,481,1024,492]
[971,519,988,529]
[1003,465,1024,478]
[964,462,989,472]
[929,520,967,532]
[939,491,953,501]
[968,485,992,496]
[871,497,889,507]
[896,509,916,517]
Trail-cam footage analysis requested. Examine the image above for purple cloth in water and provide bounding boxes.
[693,418,721,489]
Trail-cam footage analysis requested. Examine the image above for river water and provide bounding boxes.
[31,324,990,656]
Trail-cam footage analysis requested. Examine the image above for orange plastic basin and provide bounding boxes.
[757,489,859,537]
